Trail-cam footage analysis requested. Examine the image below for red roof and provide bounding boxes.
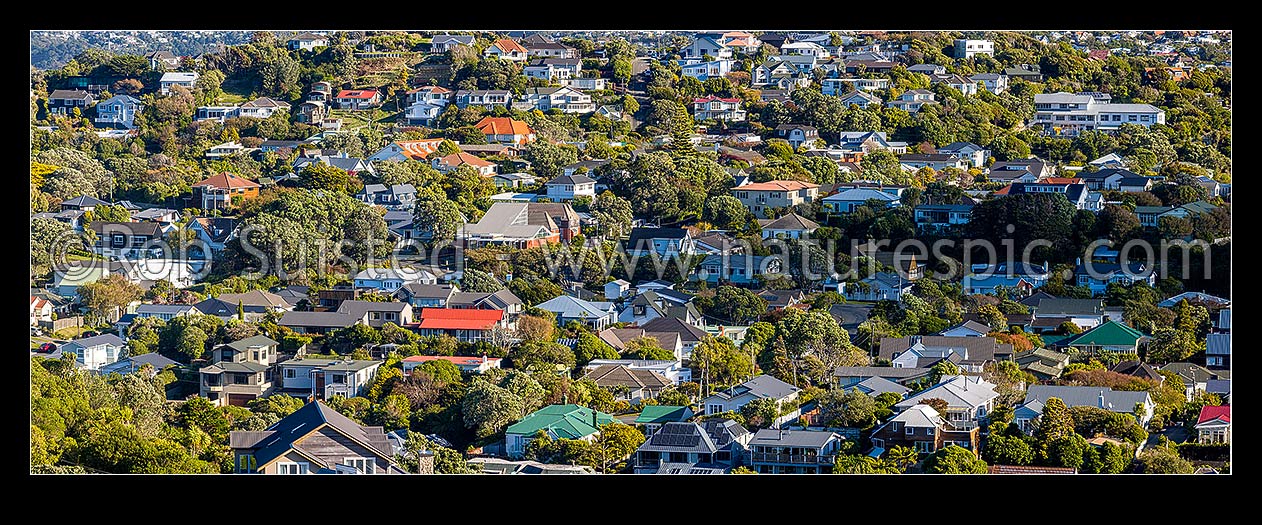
[416,307,504,330]
[1197,405,1231,425]
[993,184,1013,195]
[475,116,534,136]
[402,355,503,366]
[31,295,50,309]
[438,152,495,169]
[492,39,527,54]
[192,172,261,189]
[694,95,742,104]
[407,86,451,95]
[1040,177,1080,185]
[736,180,819,192]
[394,139,445,160]
[336,89,380,99]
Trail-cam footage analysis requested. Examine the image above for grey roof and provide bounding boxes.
[131,208,178,221]
[1034,298,1104,316]
[231,401,397,471]
[398,283,457,299]
[749,428,839,448]
[448,289,523,310]
[90,221,159,237]
[135,304,197,315]
[583,364,671,390]
[226,335,280,352]
[1023,385,1151,413]
[202,361,270,374]
[939,141,984,153]
[637,422,720,454]
[879,335,1013,364]
[758,213,820,231]
[49,89,92,100]
[547,174,596,185]
[628,227,690,244]
[833,366,932,380]
[1205,333,1230,356]
[278,311,361,328]
[940,320,992,335]
[851,376,910,396]
[1035,92,1092,104]
[640,317,709,343]
[99,353,180,374]
[64,333,126,349]
[281,358,383,372]
[823,187,899,202]
[1158,292,1231,308]
[895,375,999,410]
[1159,362,1225,384]
[536,295,612,319]
[708,374,799,401]
[337,300,410,319]
[890,404,944,427]
[1205,379,1231,395]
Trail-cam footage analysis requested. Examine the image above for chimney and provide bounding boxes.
[1098,391,1106,408]
[481,353,488,364]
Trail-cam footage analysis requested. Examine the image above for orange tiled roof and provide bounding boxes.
[493,39,527,54]
[395,139,445,160]
[192,172,260,189]
[439,152,494,168]
[1040,177,1080,185]
[737,180,819,192]
[475,116,534,136]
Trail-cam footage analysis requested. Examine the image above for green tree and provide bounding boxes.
[690,336,754,391]
[1144,328,1198,364]
[461,380,525,439]
[77,273,144,323]
[817,390,878,428]
[1132,443,1194,474]
[887,445,919,472]
[705,286,768,324]
[833,454,901,474]
[176,326,209,359]
[413,194,464,244]
[588,191,634,239]
[510,340,577,370]
[622,336,675,361]
[922,445,988,474]
[299,162,354,194]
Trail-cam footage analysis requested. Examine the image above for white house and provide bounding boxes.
[701,375,801,423]
[94,95,144,129]
[159,72,199,95]
[544,174,596,201]
[839,272,914,302]
[288,32,329,51]
[953,39,995,58]
[604,279,631,301]
[680,59,734,81]
[352,267,437,292]
[135,303,198,322]
[692,95,746,122]
[937,142,990,168]
[63,334,127,371]
[517,86,594,114]
[1033,92,1166,136]
[278,358,383,400]
[484,39,528,62]
[684,36,733,59]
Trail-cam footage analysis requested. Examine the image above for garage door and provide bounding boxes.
[227,394,255,407]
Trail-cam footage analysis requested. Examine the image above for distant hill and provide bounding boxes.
[30,30,258,70]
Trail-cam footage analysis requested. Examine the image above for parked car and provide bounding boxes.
[38,342,57,353]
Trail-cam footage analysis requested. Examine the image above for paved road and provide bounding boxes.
[829,303,873,334]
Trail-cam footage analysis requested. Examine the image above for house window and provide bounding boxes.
[332,373,346,384]
[237,454,255,473]
[277,462,309,474]
[915,441,934,453]
[708,404,724,415]
[343,457,375,474]
[906,426,914,435]
[285,368,296,379]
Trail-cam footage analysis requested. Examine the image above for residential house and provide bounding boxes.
[62,334,127,371]
[333,89,383,110]
[938,320,993,338]
[93,94,143,129]
[131,207,181,227]
[774,124,819,149]
[634,406,697,437]
[517,86,594,114]
[492,172,538,189]
[468,117,534,147]
[287,32,328,51]
[930,73,979,96]
[880,336,1014,373]
[1073,261,1155,295]
[870,405,980,456]
[1118,175,1154,192]
[89,222,163,259]
[894,375,999,430]
[585,358,692,385]
[394,283,458,308]
[278,358,383,400]
[292,154,375,178]
[564,77,608,91]
[145,50,181,70]
[1075,168,1137,190]
[833,366,934,389]
[758,213,819,240]
[188,217,236,257]
[1062,320,1146,354]
[196,290,290,321]
[634,420,751,474]
[701,374,800,420]
[1000,181,1101,211]
[583,364,672,402]
[1015,348,1072,380]
[1205,333,1230,369]
[887,89,937,113]
[693,254,782,286]
[204,141,248,159]
[961,274,1035,297]
[1004,64,1044,82]
[199,335,278,407]
[639,316,710,359]
[505,405,617,458]
[352,267,434,293]
[971,72,1009,94]
[536,295,616,330]
[432,152,497,176]
[401,355,502,375]
[837,131,909,155]
[237,97,291,119]
[30,295,53,326]
[731,180,819,219]
[191,172,260,211]
[837,90,882,108]
[228,400,406,474]
[484,39,528,62]
[544,174,596,201]
[907,64,947,76]
[900,153,971,171]
[1161,362,1230,401]
[278,311,364,335]
[97,353,179,378]
[914,204,973,233]
[693,230,744,255]
[455,90,513,110]
[357,184,418,208]
[159,72,199,95]
[837,271,913,302]
[847,376,911,397]
[134,303,197,322]
[747,429,844,474]
[524,39,578,59]
[47,89,95,116]
[458,202,580,248]
[692,95,746,122]
[413,308,507,343]
[1110,360,1165,383]
[1194,405,1230,444]
[625,228,697,258]
[430,34,475,53]
[1033,92,1166,136]
[599,326,685,360]
[953,39,994,58]
[337,300,413,329]
[684,35,733,59]
[1023,385,1156,426]
[1028,297,1105,333]
[937,142,990,168]
[604,279,630,301]
[523,58,582,82]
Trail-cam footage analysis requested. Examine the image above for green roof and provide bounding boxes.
[506,404,617,439]
[1066,320,1145,347]
[1040,334,1073,347]
[634,405,693,425]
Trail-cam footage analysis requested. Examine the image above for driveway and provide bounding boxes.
[829,303,873,334]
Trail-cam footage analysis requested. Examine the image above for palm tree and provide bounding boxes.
[888,445,919,473]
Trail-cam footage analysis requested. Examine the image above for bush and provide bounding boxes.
[1177,442,1230,462]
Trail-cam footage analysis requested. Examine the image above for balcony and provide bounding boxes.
[750,452,836,465]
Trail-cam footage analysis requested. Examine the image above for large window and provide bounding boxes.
[344,457,375,474]
[915,441,934,454]
[285,368,296,379]
[277,462,309,474]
